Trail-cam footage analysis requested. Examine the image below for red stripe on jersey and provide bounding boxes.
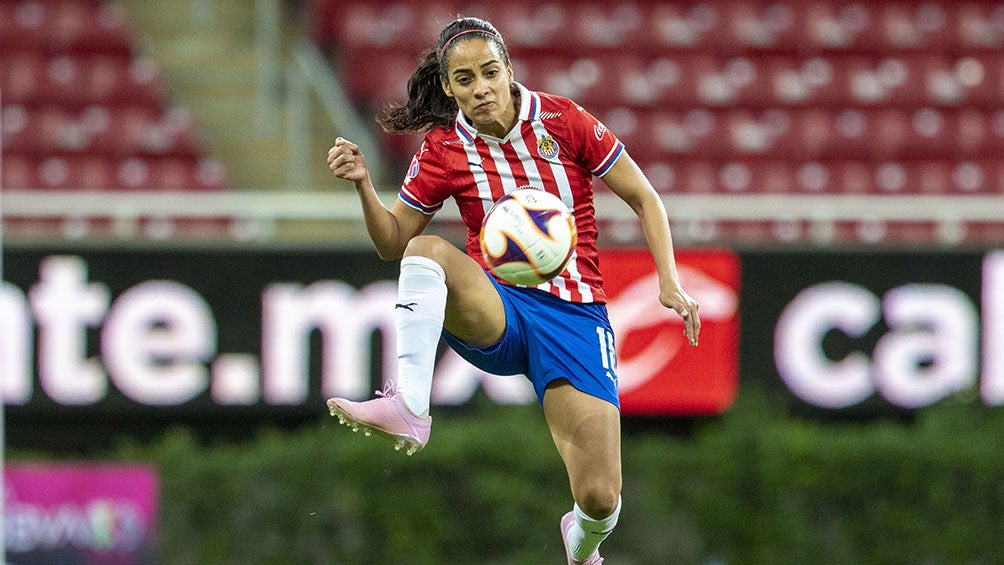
[473,141,506,203]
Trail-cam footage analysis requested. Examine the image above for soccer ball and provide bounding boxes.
[479,188,577,286]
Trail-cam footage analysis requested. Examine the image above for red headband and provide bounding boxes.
[438,29,503,60]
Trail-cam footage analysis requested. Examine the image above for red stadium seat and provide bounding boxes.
[875,3,954,52]
[491,2,568,50]
[84,55,163,107]
[65,155,116,190]
[647,3,723,52]
[0,52,45,105]
[803,2,877,50]
[1,104,33,154]
[0,153,36,189]
[956,3,1004,49]
[0,2,45,53]
[569,2,645,49]
[47,1,132,54]
[952,54,1004,106]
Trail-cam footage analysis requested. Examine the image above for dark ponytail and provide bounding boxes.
[378,17,509,133]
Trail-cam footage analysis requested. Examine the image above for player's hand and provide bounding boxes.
[660,286,700,347]
[327,137,369,183]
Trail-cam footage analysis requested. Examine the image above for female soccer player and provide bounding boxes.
[326,16,700,564]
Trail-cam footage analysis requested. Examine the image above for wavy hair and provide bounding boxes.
[377,17,509,133]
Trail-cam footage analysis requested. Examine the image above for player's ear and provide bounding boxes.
[441,75,453,98]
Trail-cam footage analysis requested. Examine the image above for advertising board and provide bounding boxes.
[741,249,1003,412]
[0,246,740,434]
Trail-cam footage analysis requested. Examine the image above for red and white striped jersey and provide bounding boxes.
[398,82,624,304]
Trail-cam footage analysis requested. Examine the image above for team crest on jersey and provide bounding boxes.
[537,135,560,160]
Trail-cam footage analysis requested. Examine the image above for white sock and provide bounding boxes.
[568,497,622,560]
[394,256,447,417]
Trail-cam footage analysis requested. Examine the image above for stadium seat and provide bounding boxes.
[957,3,1004,49]
[0,2,46,53]
[874,3,953,51]
[47,1,132,55]
[0,152,36,189]
[804,2,877,50]
[0,52,44,105]
[491,2,568,50]
[569,2,645,49]
[0,103,32,153]
[647,3,719,51]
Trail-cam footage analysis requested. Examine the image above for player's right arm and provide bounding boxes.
[327,137,432,260]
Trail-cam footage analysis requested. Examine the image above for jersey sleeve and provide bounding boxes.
[566,102,625,177]
[398,138,449,215]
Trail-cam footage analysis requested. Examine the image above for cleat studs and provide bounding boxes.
[337,416,346,425]
[363,429,372,437]
[406,446,417,456]
[394,440,404,451]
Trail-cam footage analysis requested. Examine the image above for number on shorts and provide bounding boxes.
[595,326,617,373]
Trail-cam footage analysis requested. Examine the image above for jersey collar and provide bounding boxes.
[454,82,540,145]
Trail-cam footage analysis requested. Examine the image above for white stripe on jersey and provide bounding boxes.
[464,142,494,214]
[508,133,546,192]
[486,141,519,194]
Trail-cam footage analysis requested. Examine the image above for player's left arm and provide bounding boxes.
[602,152,701,346]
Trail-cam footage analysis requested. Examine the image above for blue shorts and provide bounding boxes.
[442,272,620,409]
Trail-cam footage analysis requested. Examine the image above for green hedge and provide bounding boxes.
[15,389,1004,564]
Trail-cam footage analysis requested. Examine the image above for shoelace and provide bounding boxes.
[374,382,399,399]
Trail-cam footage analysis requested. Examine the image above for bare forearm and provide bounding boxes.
[354,176,407,260]
[631,191,683,290]
[603,154,700,344]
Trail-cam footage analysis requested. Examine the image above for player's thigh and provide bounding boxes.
[404,235,505,347]
[542,380,622,514]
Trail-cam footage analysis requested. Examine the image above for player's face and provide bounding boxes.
[441,38,516,138]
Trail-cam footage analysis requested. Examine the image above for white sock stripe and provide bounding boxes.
[400,255,446,280]
[569,496,622,560]
[573,495,622,524]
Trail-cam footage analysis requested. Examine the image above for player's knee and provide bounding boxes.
[576,483,621,519]
[403,235,450,261]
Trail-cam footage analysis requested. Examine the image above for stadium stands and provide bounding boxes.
[0,0,230,237]
[310,0,1004,244]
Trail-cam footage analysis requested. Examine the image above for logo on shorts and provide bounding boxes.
[537,135,559,160]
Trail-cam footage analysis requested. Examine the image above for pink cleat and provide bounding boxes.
[326,384,431,456]
[561,511,604,565]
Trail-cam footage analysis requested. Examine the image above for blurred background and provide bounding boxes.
[3,0,1004,563]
